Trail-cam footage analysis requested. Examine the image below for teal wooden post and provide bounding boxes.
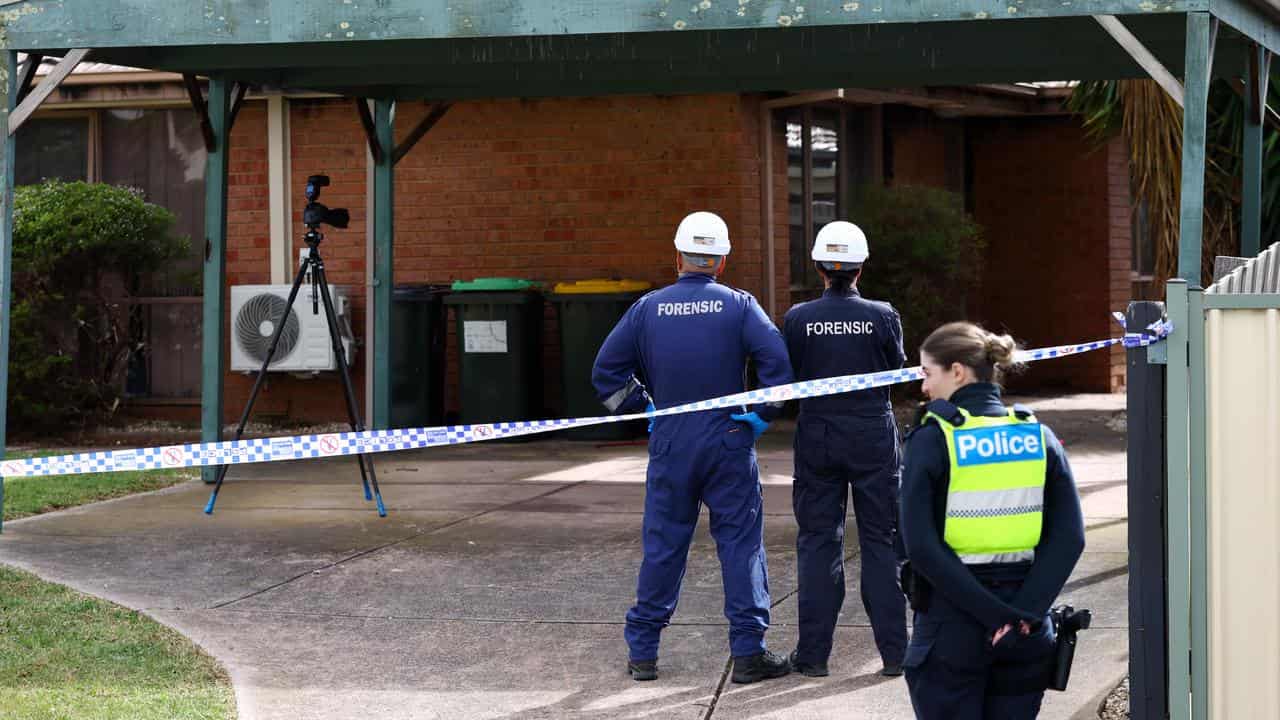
[0,52,18,532]
[1166,279,1192,720]
[201,77,231,483]
[1243,44,1270,258]
[372,99,395,430]
[1179,13,1214,284]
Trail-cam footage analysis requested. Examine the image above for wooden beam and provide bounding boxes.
[92,16,1184,72]
[227,81,249,134]
[758,85,1066,117]
[371,99,394,430]
[200,77,232,484]
[761,90,844,108]
[0,50,16,533]
[1250,43,1273,123]
[1,0,1192,50]
[355,98,383,164]
[15,54,42,105]
[1229,76,1280,130]
[1209,0,1280,58]
[1095,14,1186,106]
[392,102,451,166]
[1179,12,1214,285]
[1242,42,1271,257]
[7,49,89,136]
[183,74,217,152]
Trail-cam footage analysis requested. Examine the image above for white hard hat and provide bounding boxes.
[674,211,731,257]
[812,221,869,266]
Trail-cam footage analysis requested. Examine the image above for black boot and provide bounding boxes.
[731,650,791,684]
[627,659,658,681]
[788,650,829,678]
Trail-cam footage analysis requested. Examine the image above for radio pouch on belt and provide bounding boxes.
[1048,605,1092,691]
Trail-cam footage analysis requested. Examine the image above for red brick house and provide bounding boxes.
[25,67,1134,424]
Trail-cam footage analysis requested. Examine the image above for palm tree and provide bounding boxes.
[1068,77,1279,292]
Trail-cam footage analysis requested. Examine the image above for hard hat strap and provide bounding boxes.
[818,261,862,274]
[681,252,722,270]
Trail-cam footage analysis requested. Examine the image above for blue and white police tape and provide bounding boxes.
[0,319,1171,482]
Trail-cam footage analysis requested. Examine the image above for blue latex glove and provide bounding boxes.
[646,401,656,433]
[730,411,770,441]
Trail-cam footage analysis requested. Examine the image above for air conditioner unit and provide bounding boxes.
[230,284,356,374]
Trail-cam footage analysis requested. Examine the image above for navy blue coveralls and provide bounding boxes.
[900,383,1085,720]
[592,273,795,661]
[782,287,908,668]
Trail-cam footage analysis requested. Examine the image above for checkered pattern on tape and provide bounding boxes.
[0,323,1174,479]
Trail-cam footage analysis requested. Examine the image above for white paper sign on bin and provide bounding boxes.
[463,320,508,353]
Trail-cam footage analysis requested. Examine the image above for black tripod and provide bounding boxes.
[205,176,385,517]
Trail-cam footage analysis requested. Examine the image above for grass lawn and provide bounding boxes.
[2,449,196,522]
[0,566,235,719]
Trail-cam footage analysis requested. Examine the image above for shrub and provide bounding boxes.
[853,184,986,357]
[9,181,189,434]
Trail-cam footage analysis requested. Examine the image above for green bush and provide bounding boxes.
[9,181,189,435]
[853,184,986,357]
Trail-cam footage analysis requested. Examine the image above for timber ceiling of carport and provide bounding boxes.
[0,1,1273,99]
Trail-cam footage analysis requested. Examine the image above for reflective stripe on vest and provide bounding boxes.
[926,407,1047,565]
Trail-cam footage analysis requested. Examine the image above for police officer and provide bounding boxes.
[592,211,795,685]
[900,322,1086,719]
[782,221,908,678]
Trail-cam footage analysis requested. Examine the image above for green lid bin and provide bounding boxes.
[391,284,449,429]
[445,278,545,429]
[550,279,652,441]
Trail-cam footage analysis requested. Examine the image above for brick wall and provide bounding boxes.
[222,100,373,422]
[968,116,1130,392]
[1104,136,1133,392]
[221,95,776,423]
[885,106,958,191]
[215,98,1129,425]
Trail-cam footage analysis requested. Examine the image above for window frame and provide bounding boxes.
[781,103,851,304]
[17,109,100,184]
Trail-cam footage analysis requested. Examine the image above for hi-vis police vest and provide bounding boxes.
[925,406,1047,565]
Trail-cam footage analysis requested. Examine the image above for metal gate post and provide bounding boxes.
[1127,301,1170,720]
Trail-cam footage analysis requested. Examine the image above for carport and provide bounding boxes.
[1,2,1278,718]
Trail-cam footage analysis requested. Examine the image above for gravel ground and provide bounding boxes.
[1100,677,1130,719]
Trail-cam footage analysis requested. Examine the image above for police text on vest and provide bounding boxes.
[806,321,874,336]
[954,424,1045,466]
[657,300,725,316]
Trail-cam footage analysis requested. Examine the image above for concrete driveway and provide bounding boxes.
[0,395,1129,719]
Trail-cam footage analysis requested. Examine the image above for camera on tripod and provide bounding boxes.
[303,175,351,229]
[207,172,386,519]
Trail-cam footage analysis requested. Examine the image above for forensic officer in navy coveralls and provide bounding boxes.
[782,221,909,677]
[900,322,1085,719]
[591,211,796,685]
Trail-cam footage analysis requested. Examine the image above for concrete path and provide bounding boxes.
[0,394,1129,719]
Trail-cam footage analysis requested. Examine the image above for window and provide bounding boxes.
[101,108,208,296]
[15,108,210,399]
[785,107,846,305]
[16,117,91,185]
[98,108,209,400]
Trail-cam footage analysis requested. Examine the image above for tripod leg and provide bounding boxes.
[315,263,386,517]
[206,259,313,515]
